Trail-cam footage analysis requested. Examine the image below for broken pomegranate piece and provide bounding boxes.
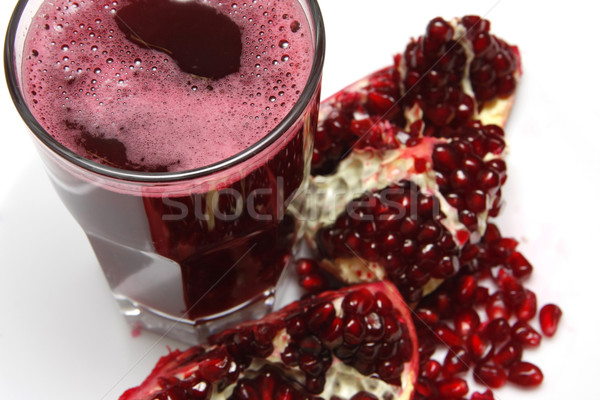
[311,15,520,176]
[120,281,418,400]
[399,16,520,136]
[301,15,518,304]
[315,180,460,304]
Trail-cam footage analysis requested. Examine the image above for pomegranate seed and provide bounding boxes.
[367,92,395,115]
[377,359,403,381]
[415,307,440,325]
[433,145,460,172]
[305,375,325,394]
[415,378,438,398]
[492,341,522,367]
[307,302,335,334]
[507,251,533,278]
[427,17,454,43]
[343,288,375,316]
[539,304,562,337]
[486,292,509,320]
[496,268,525,308]
[489,238,518,258]
[467,332,493,362]
[514,290,537,321]
[299,353,323,377]
[473,363,507,388]
[454,308,480,337]
[434,324,463,347]
[300,274,326,293]
[421,359,442,380]
[471,389,495,400]
[437,377,469,398]
[296,259,316,276]
[511,321,542,347]
[320,317,343,346]
[472,32,492,54]
[483,223,501,242]
[477,169,500,190]
[466,190,487,213]
[507,361,543,387]
[443,346,471,376]
[343,315,366,345]
[484,318,511,343]
[474,286,490,305]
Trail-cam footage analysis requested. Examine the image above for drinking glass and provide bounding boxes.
[5,0,325,344]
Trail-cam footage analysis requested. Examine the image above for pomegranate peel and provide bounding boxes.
[120,281,419,399]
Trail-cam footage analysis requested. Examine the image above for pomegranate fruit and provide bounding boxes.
[301,15,519,304]
[120,281,419,400]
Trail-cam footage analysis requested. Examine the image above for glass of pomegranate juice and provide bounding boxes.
[5,0,325,344]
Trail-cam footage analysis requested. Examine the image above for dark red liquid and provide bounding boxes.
[143,128,308,319]
[116,0,242,80]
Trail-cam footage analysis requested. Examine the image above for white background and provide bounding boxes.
[1,0,599,399]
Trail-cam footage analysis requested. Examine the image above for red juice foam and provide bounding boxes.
[22,0,314,172]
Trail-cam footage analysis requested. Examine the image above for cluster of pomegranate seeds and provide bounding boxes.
[277,287,413,393]
[311,67,403,175]
[432,121,507,230]
[123,282,418,400]
[412,224,561,399]
[316,180,460,304]
[212,282,417,397]
[400,17,474,133]
[399,16,519,137]
[461,16,520,104]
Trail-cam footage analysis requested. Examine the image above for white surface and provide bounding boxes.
[1,0,598,399]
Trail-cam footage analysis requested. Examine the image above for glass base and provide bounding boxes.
[115,289,276,345]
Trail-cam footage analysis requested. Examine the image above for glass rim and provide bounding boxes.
[4,0,325,183]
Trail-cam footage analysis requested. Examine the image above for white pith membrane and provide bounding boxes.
[300,17,518,294]
[124,282,417,400]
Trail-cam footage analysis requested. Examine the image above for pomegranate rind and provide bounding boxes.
[119,347,211,400]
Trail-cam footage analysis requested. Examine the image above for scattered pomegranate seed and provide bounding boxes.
[514,290,537,321]
[474,363,508,388]
[410,224,560,400]
[443,346,471,376]
[511,321,542,347]
[507,361,544,387]
[539,304,563,337]
[492,341,523,367]
[437,377,469,398]
[471,389,495,400]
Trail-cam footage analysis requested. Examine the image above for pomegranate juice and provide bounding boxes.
[20,0,319,327]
